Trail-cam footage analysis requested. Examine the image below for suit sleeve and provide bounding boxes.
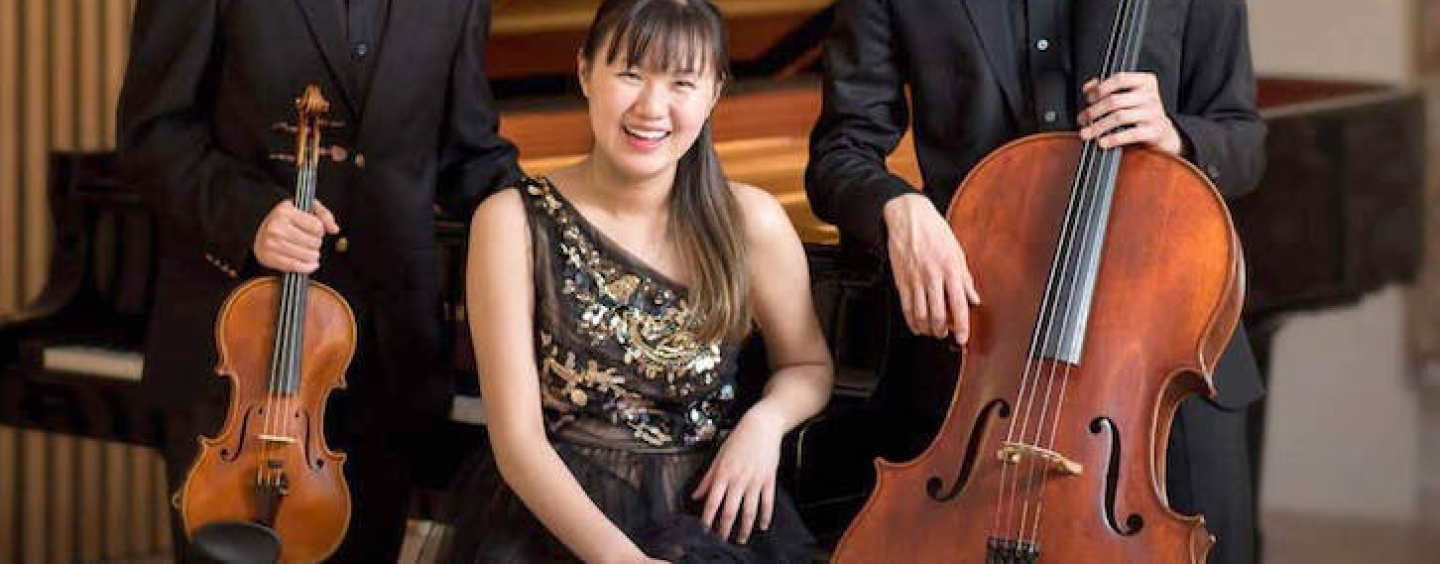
[435,0,523,220]
[805,0,916,249]
[117,0,289,276]
[1172,0,1267,199]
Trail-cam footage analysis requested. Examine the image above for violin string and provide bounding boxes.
[270,166,304,488]
[284,126,321,482]
[1025,0,1147,547]
[264,120,317,489]
[260,148,301,488]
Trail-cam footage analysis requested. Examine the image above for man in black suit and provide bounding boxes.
[118,0,520,559]
[806,0,1265,561]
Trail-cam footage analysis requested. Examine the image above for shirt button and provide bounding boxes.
[1036,38,1051,52]
[352,42,369,59]
[1043,110,1058,123]
[354,153,366,168]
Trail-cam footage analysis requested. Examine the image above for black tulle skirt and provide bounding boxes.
[420,438,816,563]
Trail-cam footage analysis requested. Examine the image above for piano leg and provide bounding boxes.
[1244,318,1283,564]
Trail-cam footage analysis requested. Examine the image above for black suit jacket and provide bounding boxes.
[805,0,1266,409]
[118,0,521,422]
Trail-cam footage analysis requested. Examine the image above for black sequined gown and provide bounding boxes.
[424,177,815,563]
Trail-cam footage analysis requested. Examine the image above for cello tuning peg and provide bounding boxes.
[269,153,297,163]
[271,122,298,134]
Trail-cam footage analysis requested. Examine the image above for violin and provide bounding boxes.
[179,85,354,563]
[833,0,1242,561]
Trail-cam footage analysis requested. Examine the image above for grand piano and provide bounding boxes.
[0,1,1426,560]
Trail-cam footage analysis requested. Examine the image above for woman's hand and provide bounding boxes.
[692,406,786,545]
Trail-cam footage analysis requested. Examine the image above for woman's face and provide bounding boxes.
[581,46,720,183]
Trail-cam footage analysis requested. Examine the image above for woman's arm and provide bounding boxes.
[468,190,660,564]
[693,184,835,544]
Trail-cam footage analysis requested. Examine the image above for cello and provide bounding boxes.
[832,0,1242,561]
[179,85,355,563]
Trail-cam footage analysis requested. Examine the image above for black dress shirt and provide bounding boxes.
[335,0,391,103]
[1007,0,1078,132]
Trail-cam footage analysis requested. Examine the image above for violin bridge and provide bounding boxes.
[257,433,297,445]
[997,441,1083,476]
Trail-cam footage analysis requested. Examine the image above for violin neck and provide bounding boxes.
[266,159,320,395]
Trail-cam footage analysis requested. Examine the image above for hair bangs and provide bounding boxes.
[590,0,729,81]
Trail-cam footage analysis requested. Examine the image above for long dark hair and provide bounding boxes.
[574,0,750,343]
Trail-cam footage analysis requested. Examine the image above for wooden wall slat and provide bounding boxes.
[103,442,128,557]
[47,435,75,564]
[51,0,75,151]
[21,432,48,563]
[100,443,127,558]
[103,0,129,147]
[128,447,154,555]
[78,438,104,562]
[22,0,51,307]
[79,0,103,149]
[154,453,172,551]
[0,0,19,315]
[0,427,16,564]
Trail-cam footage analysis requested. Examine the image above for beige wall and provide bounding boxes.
[1248,0,1429,522]
[1261,288,1421,521]
[1250,0,1417,84]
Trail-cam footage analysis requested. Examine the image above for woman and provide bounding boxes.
[429,0,833,561]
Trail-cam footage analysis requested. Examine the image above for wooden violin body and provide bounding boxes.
[834,134,1242,563]
[180,277,354,563]
[179,85,354,563]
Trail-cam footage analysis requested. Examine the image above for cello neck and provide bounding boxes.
[1032,0,1152,365]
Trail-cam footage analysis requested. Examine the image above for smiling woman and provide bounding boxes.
[421,0,835,562]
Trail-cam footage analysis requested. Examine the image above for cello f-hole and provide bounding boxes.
[1091,416,1143,536]
[928,399,1011,502]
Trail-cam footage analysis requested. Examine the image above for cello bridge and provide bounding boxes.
[997,441,1083,476]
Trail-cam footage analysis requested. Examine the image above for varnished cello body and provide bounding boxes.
[832,1,1243,561]
[179,85,354,563]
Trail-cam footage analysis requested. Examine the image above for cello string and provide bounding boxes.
[998,112,1112,543]
[1009,0,1130,531]
[992,113,1107,544]
[1013,0,1138,543]
[1025,0,1148,546]
[1010,131,1108,545]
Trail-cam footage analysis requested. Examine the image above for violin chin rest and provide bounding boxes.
[189,521,283,564]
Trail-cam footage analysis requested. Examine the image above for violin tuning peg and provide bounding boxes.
[318,119,346,129]
[269,153,297,164]
[271,122,298,134]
